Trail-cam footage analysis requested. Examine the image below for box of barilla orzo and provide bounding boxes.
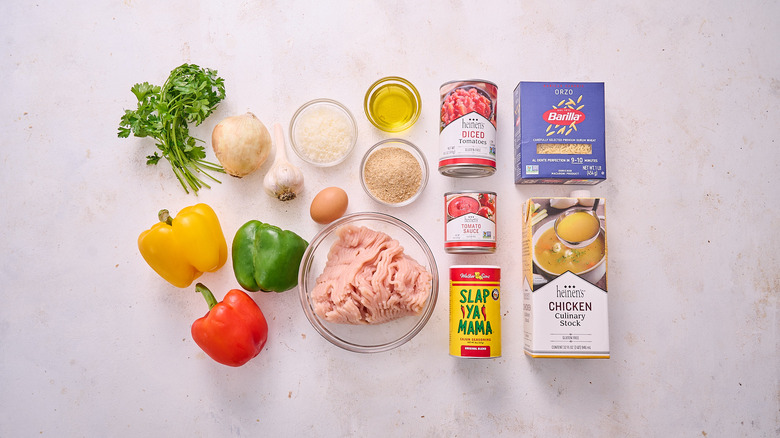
[514,82,606,184]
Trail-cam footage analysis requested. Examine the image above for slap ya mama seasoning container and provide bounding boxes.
[438,80,498,177]
[445,191,497,253]
[449,265,501,358]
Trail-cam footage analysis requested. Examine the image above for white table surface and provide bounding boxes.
[1,1,778,436]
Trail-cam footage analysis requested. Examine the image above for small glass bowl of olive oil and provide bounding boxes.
[364,76,422,132]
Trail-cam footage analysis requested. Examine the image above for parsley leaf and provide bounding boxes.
[118,64,226,193]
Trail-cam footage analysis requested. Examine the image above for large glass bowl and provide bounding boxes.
[298,212,438,353]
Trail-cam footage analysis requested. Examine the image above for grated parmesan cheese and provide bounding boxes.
[293,106,354,164]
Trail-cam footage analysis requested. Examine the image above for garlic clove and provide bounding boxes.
[549,198,578,209]
[263,123,304,201]
[571,190,595,206]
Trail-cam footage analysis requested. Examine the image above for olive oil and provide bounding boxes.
[364,77,420,132]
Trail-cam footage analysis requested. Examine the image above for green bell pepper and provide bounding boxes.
[232,220,308,292]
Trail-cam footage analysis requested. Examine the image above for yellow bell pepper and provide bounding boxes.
[138,203,228,288]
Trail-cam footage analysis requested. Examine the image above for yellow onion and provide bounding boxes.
[211,112,271,178]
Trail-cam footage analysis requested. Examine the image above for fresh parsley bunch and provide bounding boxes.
[118,64,226,194]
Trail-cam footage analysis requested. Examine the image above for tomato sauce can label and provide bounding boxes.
[445,191,496,254]
[449,265,501,358]
[439,80,498,177]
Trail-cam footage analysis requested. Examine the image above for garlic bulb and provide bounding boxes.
[264,123,304,201]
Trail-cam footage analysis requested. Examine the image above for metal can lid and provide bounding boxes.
[445,247,496,254]
[444,190,497,196]
[440,79,498,88]
[450,265,501,270]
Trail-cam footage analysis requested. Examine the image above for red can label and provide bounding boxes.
[439,80,497,177]
[445,191,497,253]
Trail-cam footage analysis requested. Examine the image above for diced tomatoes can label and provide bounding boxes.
[439,80,498,177]
[445,191,496,254]
[449,265,501,358]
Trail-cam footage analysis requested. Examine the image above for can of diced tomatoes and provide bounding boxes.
[449,265,501,358]
[438,80,498,177]
[445,191,497,254]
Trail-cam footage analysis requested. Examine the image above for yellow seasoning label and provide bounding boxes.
[449,265,501,358]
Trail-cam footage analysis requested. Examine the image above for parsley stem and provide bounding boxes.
[167,157,191,194]
[196,160,225,172]
[118,63,226,194]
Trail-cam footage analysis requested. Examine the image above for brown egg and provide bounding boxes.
[310,187,349,224]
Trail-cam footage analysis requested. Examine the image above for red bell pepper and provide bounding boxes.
[191,283,268,367]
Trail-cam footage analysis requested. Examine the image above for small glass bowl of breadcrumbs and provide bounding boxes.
[359,138,429,207]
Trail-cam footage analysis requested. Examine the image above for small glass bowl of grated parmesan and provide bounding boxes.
[289,98,358,166]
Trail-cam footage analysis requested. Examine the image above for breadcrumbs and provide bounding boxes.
[364,147,421,204]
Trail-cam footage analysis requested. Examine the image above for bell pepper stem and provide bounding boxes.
[158,209,173,225]
[196,283,218,310]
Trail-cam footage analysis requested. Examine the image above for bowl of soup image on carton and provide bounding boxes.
[531,208,606,285]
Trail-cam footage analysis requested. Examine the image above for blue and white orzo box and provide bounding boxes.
[514,82,606,184]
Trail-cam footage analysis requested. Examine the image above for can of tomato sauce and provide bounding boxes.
[445,191,497,254]
[449,265,501,358]
[439,80,498,177]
